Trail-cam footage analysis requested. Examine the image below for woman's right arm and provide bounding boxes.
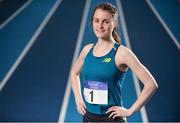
[70,44,93,115]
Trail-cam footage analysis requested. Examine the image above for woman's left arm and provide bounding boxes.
[107,46,158,118]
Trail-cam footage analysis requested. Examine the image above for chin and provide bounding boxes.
[96,33,106,38]
[96,34,109,39]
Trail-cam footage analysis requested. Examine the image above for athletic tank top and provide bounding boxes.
[81,42,127,114]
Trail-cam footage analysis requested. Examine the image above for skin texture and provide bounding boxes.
[70,8,158,118]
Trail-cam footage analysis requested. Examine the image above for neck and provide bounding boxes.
[97,36,116,47]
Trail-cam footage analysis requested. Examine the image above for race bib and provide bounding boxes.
[84,80,108,105]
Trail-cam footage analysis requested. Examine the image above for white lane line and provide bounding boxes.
[0,0,33,30]
[0,0,63,91]
[116,0,149,122]
[58,0,91,122]
[146,0,180,50]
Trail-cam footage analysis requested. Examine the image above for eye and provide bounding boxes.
[93,19,99,23]
[104,20,110,24]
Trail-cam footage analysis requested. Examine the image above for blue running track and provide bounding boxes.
[0,0,179,122]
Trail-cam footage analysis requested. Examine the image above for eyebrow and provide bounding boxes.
[93,17,113,21]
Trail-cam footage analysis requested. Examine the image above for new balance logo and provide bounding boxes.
[103,58,111,63]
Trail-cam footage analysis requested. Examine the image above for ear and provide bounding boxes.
[114,19,118,28]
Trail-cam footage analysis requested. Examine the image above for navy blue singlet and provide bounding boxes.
[81,42,126,114]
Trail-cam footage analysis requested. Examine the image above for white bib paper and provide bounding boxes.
[84,80,108,105]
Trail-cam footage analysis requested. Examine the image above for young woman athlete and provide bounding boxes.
[70,3,158,122]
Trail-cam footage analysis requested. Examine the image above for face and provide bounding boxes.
[92,8,117,40]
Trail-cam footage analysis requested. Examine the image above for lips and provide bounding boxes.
[97,30,105,33]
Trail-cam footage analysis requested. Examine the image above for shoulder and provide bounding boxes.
[79,43,94,59]
[116,44,138,63]
[82,43,94,53]
[116,44,132,57]
[116,44,141,67]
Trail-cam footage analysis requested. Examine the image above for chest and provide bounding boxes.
[82,54,120,81]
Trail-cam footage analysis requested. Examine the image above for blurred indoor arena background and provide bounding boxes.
[0,0,179,122]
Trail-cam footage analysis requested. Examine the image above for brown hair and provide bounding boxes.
[91,3,121,44]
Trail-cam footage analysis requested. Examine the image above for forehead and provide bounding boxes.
[93,8,113,19]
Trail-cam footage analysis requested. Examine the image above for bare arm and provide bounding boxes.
[107,45,158,118]
[122,46,158,115]
[70,44,93,115]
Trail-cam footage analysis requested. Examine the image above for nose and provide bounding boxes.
[99,22,104,29]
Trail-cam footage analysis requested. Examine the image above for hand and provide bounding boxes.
[106,106,132,119]
[75,99,86,115]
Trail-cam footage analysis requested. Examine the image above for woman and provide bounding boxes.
[70,3,158,122]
